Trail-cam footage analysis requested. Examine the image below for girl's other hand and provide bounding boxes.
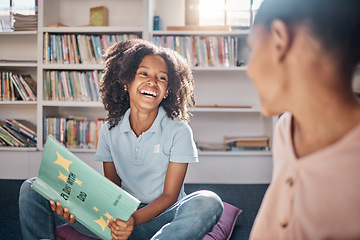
[49,200,77,224]
[107,216,134,240]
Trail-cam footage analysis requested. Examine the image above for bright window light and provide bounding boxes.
[198,0,225,26]
[0,0,10,15]
[12,0,37,15]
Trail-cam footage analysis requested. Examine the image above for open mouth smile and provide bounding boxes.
[140,89,158,98]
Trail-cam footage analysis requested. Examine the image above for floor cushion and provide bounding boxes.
[203,202,242,240]
[56,201,242,240]
[56,223,100,240]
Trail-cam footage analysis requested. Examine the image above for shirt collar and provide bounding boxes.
[119,106,167,134]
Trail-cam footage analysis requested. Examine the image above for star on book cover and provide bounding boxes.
[32,135,140,240]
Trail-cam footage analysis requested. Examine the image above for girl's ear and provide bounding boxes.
[270,20,292,62]
[164,90,169,99]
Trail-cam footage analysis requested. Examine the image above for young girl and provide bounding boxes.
[19,39,223,240]
[247,0,360,239]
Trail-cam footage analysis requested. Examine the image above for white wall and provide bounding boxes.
[0,151,272,183]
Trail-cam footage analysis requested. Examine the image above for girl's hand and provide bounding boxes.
[107,217,134,240]
[50,200,77,224]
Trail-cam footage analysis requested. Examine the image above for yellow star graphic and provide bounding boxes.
[58,171,68,183]
[94,216,107,231]
[104,212,113,220]
[93,206,99,212]
[75,178,82,186]
[54,151,72,173]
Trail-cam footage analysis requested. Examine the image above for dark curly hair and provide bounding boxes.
[100,39,195,130]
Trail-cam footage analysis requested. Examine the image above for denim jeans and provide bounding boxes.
[19,177,223,240]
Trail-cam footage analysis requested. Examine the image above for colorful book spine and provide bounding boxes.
[43,116,105,149]
[44,33,139,64]
[43,70,102,102]
[153,35,242,68]
[0,72,37,102]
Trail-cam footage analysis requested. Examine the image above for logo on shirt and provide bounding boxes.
[153,144,160,153]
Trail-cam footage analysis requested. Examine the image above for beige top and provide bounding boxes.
[250,112,360,240]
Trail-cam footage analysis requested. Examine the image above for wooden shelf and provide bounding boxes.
[43,26,143,34]
[192,106,260,113]
[0,62,37,67]
[0,147,37,152]
[151,29,250,36]
[0,101,37,105]
[198,150,272,156]
[41,63,104,70]
[0,31,37,35]
[192,66,247,71]
[42,101,103,107]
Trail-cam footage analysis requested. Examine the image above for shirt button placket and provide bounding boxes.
[280,176,294,229]
[133,146,140,164]
[286,177,294,187]
[280,218,289,228]
[134,135,144,164]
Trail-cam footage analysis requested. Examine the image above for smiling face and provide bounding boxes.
[127,54,169,113]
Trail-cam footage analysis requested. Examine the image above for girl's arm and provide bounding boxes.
[131,162,188,226]
[103,162,121,187]
[107,161,188,239]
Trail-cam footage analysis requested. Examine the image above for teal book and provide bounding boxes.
[32,135,140,240]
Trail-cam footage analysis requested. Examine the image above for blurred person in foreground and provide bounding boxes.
[247,0,360,239]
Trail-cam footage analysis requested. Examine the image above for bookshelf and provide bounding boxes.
[0,30,38,148]
[0,0,274,184]
[37,0,145,148]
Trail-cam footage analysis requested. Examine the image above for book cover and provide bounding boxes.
[31,135,140,240]
[22,75,37,96]
[9,73,26,100]
[18,74,36,100]
[224,136,269,147]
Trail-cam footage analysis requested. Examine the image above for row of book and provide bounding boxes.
[43,116,105,149]
[196,136,270,151]
[43,33,139,64]
[43,70,103,101]
[0,72,37,101]
[0,119,37,147]
[153,35,243,68]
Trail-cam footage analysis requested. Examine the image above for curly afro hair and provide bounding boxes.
[100,39,195,130]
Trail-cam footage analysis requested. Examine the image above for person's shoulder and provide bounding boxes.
[276,112,292,131]
[161,115,192,134]
[273,112,292,143]
[99,121,108,130]
[100,121,111,131]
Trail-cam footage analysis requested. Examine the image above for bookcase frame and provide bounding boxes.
[0,0,274,183]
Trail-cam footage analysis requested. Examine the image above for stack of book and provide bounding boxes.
[196,141,230,151]
[0,119,37,147]
[13,13,38,31]
[224,136,269,151]
[0,72,37,101]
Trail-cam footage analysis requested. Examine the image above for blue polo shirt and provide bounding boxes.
[94,107,198,203]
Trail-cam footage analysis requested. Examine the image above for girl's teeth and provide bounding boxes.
[140,89,157,97]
